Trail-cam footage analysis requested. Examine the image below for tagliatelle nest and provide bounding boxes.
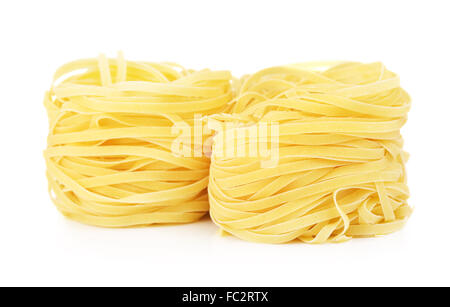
[208,62,412,243]
[44,53,233,227]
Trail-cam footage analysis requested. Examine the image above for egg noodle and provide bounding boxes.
[44,53,233,227]
[44,55,412,243]
[208,62,412,243]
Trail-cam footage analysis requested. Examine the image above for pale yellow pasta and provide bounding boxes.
[208,62,412,243]
[44,53,233,227]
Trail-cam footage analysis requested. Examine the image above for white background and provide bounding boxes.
[1,0,449,287]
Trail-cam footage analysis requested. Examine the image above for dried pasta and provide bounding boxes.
[44,53,233,227]
[208,62,412,243]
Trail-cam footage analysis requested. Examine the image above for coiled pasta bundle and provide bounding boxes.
[209,62,412,243]
[44,53,233,227]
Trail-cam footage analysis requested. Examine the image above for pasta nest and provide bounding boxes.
[44,53,233,227]
[208,62,412,243]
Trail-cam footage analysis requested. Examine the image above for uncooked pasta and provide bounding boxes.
[208,62,412,243]
[44,53,233,227]
[44,55,412,244]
